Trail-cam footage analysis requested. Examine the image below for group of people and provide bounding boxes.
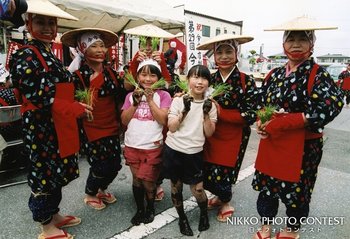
[1,1,345,239]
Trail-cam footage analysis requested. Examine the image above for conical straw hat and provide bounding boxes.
[124,24,175,39]
[26,0,78,21]
[264,15,337,31]
[196,34,253,50]
[61,28,118,48]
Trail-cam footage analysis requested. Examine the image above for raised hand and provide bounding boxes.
[132,89,144,106]
[182,94,193,113]
[203,98,212,115]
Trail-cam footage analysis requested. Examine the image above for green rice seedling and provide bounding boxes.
[151,37,160,51]
[256,105,277,123]
[208,83,230,99]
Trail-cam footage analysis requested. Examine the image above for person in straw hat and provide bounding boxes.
[9,0,93,238]
[121,59,172,226]
[196,34,259,222]
[252,16,344,239]
[61,28,129,211]
[338,62,350,107]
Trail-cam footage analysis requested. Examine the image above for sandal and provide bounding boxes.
[55,215,81,228]
[155,187,164,201]
[208,197,223,210]
[216,206,234,222]
[253,231,271,239]
[96,191,117,204]
[84,197,106,210]
[38,230,73,239]
[273,232,300,239]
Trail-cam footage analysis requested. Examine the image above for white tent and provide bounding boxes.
[50,0,185,34]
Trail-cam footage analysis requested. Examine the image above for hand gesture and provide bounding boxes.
[151,51,162,64]
[132,88,144,106]
[136,51,147,62]
[144,88,154,103]
[182,94,193,113]
[203,98,212,115]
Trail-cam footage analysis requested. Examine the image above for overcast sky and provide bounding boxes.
[164,0,350,57]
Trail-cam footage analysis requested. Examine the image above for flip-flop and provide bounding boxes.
[216,206,234,222]
[208,197,223,210]
[38,230,73,239]
[84,198,106,210]
[253,231,271,239]
[273,232,300,239]
[96,191,117,204]
[55,215,81,228]
[155,188,164,201]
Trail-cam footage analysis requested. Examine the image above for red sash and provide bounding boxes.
[51,83,80,158]
[204,109,244,167]
[81,72,119,142]
[341,77,350,90]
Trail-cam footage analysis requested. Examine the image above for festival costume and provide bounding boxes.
[73,63,125,196]
[203,68,258,202]
[252,58,343,229]
[10,39,84,223]
[338,69,350,105]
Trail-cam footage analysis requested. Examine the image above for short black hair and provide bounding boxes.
[187,64,211,81]
[137,64,162,80]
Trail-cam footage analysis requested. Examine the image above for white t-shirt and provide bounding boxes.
[165,96,217,154]
[122,90,172,149]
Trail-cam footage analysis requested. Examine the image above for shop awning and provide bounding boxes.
[50,0,185,34]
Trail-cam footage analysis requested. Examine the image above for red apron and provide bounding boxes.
[51,83,80,158]
[341,77,350,90]
[204,109,244,167]
[82,72,119,142]
[255,126,305,183]
[22,83,80,158]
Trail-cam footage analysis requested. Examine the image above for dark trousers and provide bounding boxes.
[85,156,121,195]
[28,187,62,224]
[257,192,309,230]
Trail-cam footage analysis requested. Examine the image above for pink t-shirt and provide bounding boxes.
[122,90,172,149]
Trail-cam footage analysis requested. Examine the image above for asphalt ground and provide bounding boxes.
[0,107,349,239]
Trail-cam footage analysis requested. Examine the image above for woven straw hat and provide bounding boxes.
[264,15,337,31]
[196,34,253,50]
[26,0,78,20]
[61,28,118,48]
[124,24,175,39]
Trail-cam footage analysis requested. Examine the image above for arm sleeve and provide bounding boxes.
[305,67,344,131]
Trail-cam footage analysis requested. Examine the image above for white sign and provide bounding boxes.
[185,17,204,70]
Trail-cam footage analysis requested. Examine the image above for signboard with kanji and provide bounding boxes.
[185,17,203,70]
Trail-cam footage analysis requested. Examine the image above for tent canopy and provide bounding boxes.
[50,0,185,34]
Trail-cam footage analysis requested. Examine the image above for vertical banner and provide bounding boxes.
[109,44,118,70]
[5,41,22,70]
[118,34,124,68]
[52,42,63,62]
[185,17,203,70]
[108,33,125,70]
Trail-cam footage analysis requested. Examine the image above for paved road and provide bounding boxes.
[0,108,349,239]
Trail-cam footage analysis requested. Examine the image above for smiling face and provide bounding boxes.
[137,65,161,89]
[28,14,57,43]
[188,75,209,99]
[214,44,237,71]
[85,40,107,63]
[187,65,211,100]
[283,31,312,62]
